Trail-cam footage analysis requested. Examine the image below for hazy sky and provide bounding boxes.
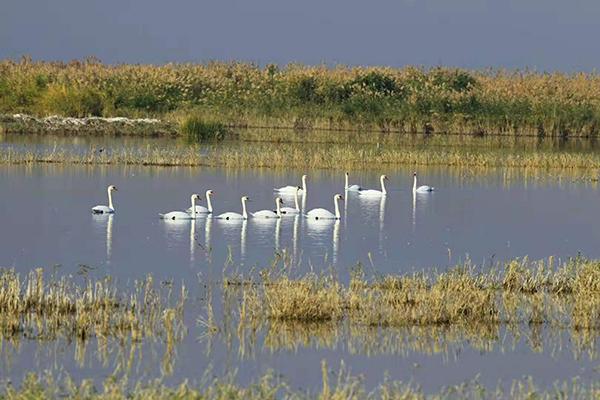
[1,0,599,71]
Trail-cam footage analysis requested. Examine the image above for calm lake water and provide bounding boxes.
[1,134,600,392]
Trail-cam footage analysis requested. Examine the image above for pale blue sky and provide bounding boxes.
[1,0,599,71]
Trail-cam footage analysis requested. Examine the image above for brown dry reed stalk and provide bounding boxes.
[0,268,186,343]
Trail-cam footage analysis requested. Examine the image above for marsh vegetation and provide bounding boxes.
[2,58,600,138]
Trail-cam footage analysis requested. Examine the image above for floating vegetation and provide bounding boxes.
[2,59,600,137]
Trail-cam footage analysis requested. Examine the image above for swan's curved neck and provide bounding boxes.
[275,199,281,216]
[302,176,307,193]
[190,196,197,219]
[206,192,213,213]
[241,198,248,219]
[380,176,387,194]
[294,190,300,211]
[334,197,341,219]
[413,175,417,192]
[344,174,349,190]
[107,188,114,210]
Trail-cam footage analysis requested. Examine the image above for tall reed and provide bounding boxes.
[2,58,600,137]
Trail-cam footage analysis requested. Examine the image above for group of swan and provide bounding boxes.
[91,172,434,220]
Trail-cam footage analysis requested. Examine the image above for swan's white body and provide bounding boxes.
[280,187,301,215]
[160,194,201,220]
[187,189,214,214]
[358,175,388,197]
[215,196,250,220]
[305,194,343,220]
[345,172,362,192]
[413,173,434,193]
[92,185,117,214]
[253,198,283,218]
[275,175,307,195]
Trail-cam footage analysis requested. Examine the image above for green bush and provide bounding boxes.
[181,115,228,142]
[41,84,104,117]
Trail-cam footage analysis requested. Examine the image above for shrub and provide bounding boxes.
[181,115,228,142]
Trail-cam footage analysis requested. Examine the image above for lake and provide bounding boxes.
[1,134,600,392]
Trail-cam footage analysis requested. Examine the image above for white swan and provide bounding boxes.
[160,194,202,220]
[305,194,343,220]
[344,172,362,192]
[275,174,307,195]
[187,189,214,214]
[253,197,283,218]
[358,175,388,197]
[279,187,301,215]
[413,172,434,193]
[215,196,250,220]
[92,185,118,214]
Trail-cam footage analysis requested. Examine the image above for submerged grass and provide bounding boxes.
[3,59,600,137]
[3,140,600,173]
[0,268,186,342]
[3,364,600,399]
[229,257,600,331]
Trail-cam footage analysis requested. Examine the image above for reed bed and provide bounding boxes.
[230,257,600,331]
[0,268,186,342]
[3,365,600,399]
[3,141,600,173]
[3,58,600,137]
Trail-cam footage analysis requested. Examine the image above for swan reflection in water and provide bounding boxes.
[357,193,387,252]
[162,218,196,262]
[216,217,248,264]
[305,218,341,265]
[93,214,114,264]
[412,191,431,232]
[378,195,386,252]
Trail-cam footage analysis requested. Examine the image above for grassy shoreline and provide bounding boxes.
[2,59,600,138]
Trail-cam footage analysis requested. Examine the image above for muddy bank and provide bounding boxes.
[0,114,178,136]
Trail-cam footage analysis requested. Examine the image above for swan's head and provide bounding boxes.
[191,194,202,201]
[276,197,283,204]
[413,172,417,177]
[382,175,389,181]
[108,185,118,192]
[345,172,349,177]
[302,174,307,181]
[206,189,214,197]
[242,196,251,202]
[334,194,344,201]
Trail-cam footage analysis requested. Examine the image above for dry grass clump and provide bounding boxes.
[349,268,498,327]
[232,257,600,334]
[0,268,186,342]
[256,273,344,323]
